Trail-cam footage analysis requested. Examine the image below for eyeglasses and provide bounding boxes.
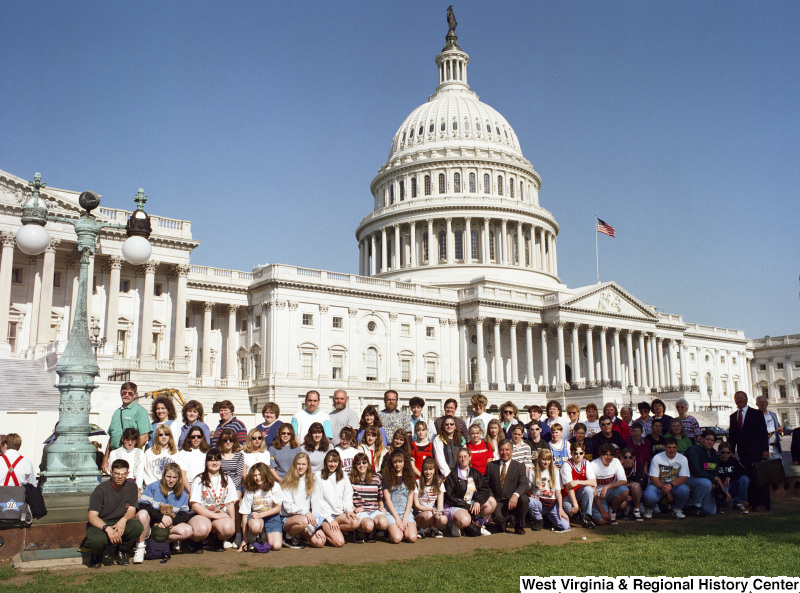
[356,460,369,465]
[222,438,234,443]
[530,427,540,431]
[600,422,612,427]
[280,432,292,436]
[190,435,203,440]
[121,390,135,396]
[444,423,455,427]
[252,436,263,441]
[574,452,585,456]
[111,471,129,478]
[503,410,514,414]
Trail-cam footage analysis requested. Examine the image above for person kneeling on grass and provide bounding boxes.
[313,450,360,547]
[643,438,690,520]
[86,459,144,567]
[188,449,238,552]
[715,442,749,514]
[239,462,283,552]
[350,452,388,543]
[590,444,629,526]
[133,462,192,563]
[383,450,418,543]
[528,449,570,532]
[281,453,326,549]
[443,447,496,537]
[619,448,646,521]
[560,441,596,529]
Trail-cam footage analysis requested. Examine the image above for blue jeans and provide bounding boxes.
[717,475,750,508]
[529,498,570,530]
[686,477,716,515]
[643,482,689,510]
[591,485,628,521]
[562,486,593,516]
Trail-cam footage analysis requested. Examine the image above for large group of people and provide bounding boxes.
[67,382,799,567]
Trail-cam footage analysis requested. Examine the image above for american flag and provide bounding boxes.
[597,218,616,238]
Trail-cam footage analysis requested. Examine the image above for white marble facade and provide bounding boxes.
[0,25,767,444]
[750,335,800,427]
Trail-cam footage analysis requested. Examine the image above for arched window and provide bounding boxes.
[389,185,394,204]
[469,172,476,193]
[440,120,446,132]
[489,231,496,260]
[424,175,431,196]
[365,348,378,381]
[383,189,387,207]
[483,174,490,194]
[452,120,457,131]
[470,357,478,383]
[509,178,514,199]
[438,173,445,194]
[419,125,424,136]
[455,230,463,260]
[497,176,504,196]
[706,372,713,395]
[411,177,417,198]
[520,180,524,200]
[438,230,446,261]
[471,229,479,260]
[399,180,405,201]
[453,172,461,193]
[422,232,429,263]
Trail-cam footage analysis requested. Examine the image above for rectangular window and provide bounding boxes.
[795,361,800,369]
[332,316,343,329]
[8,322,17,353]
[302,313,313,326]
[254,315,261,329]
[471,230,479,260]
[426,326,435,338]
[400,323,410,337]
[762,387,769,399]
[455,230,463,260]
[690,352,696,362]
[240,319,247,332]
[152,332,161,359]
[720,356,725,364]
[722,380,728,396]
[301,352,313,379]
[116,329,127,357]
[426,361,436,384]
[53,272,61,288]
[365,348,378,381]
[734,380,739,392]
[732,357,737,365]
[758,363,766,371]
[120,279,130,293]
[776,362,784,370]
[154,283,163,297]
[401,359,411,383]
[11,268,22,283]
[331,355,343,380]
[779,385,787,398]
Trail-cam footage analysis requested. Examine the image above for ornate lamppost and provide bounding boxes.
[16,173,152,493]
[90,324,106,358]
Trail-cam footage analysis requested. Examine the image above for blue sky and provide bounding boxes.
[2,1,798,338]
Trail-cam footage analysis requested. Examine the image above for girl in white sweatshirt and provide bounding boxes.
[313,450,359,547]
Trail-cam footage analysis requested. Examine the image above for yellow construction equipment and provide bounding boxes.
[141,388,186,406]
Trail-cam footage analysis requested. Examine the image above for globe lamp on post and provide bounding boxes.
[15,173,153,492]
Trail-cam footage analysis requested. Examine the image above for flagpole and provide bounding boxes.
[595,213,600,283]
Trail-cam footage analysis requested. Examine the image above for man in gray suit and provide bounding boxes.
[485,439,529,534]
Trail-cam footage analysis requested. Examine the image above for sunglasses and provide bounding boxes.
[222,438,235,443]
[252,436,263,441]
[280,432,292,436]
[190,434,203,439]
[574,452,585,456]
[601,422,612,426]
[356,460,369,465]
[503,410,514,414]
[444,423,455,427]
[121,391,135,395]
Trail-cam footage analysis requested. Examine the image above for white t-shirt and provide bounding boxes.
[590,457,626,496]
[527,466,562,502]
[190,473,238,512]
[242,451,271,472]
[584,420,601,437]
[239,483,283,515]
[465,412,495,437]
[335,446,358,475]
[142,448,179,488]
[177,448,207,484]
[109,446,145,489]
[559,458,596,489]
[0,451,36,486]
[648,452,690,484]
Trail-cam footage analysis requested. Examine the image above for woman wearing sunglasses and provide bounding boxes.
[269,425,301,483]
[619,447,645,521]
[242,428,270,477]
[188,449,238,552]
[178,426,210,494]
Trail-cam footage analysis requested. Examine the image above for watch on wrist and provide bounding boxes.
[102,524,108,532]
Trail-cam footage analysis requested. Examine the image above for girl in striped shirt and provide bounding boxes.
[413,457,446,538]
[350,452,387,543]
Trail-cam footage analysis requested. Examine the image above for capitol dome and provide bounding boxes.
[355,18,561,289]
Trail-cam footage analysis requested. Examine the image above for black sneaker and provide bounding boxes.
[366,531,377,543]
[89,554,103,568]
[532,519,544,531]
[101,549,115,566]
[354,530,365,544]
[283,534,305,549]
[116,550,131,565]
[190,539,204,554]
[582,514,596,529]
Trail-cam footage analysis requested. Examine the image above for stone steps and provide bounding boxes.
[0,359,60,411]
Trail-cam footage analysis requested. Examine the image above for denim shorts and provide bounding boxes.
[356,509,385,522]
[249,513,282,534]
[386,513,416,527]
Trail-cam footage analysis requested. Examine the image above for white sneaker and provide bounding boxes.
[223,540,237,549]
[643,508,653,519]
[480,526,491,536]
[632,508,643,521]
[133,544,145,564]
[672,508,686,519]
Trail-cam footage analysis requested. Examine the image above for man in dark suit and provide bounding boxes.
[728,391,770,510]
[485,439,529,534]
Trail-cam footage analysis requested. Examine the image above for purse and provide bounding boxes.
[751,458,785,488]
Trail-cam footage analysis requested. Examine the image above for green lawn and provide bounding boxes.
[4,513,799,593]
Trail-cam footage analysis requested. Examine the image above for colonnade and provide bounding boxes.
[462,317,690,392]
[358,217,557,276]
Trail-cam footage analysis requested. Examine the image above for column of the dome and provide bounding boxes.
[516,222,524,267]
[475,317,486,383]
[409,222,417,267]
[556,322,566,389]
[525,322,534,387]
[552,236,558,276]
[427,219,435,266]
[393,225,401,270]
[464,218,472,264]
[445,218,453,265]
[537,228,544,271]
[380,228,388,272]
[482,218,489,264]
[370,234,376,276]
[500,219,508,265]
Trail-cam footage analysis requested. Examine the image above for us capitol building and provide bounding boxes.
[1,18,796,458]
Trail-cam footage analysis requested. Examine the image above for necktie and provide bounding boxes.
[500,462,507,491]
[738,409,743,430]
